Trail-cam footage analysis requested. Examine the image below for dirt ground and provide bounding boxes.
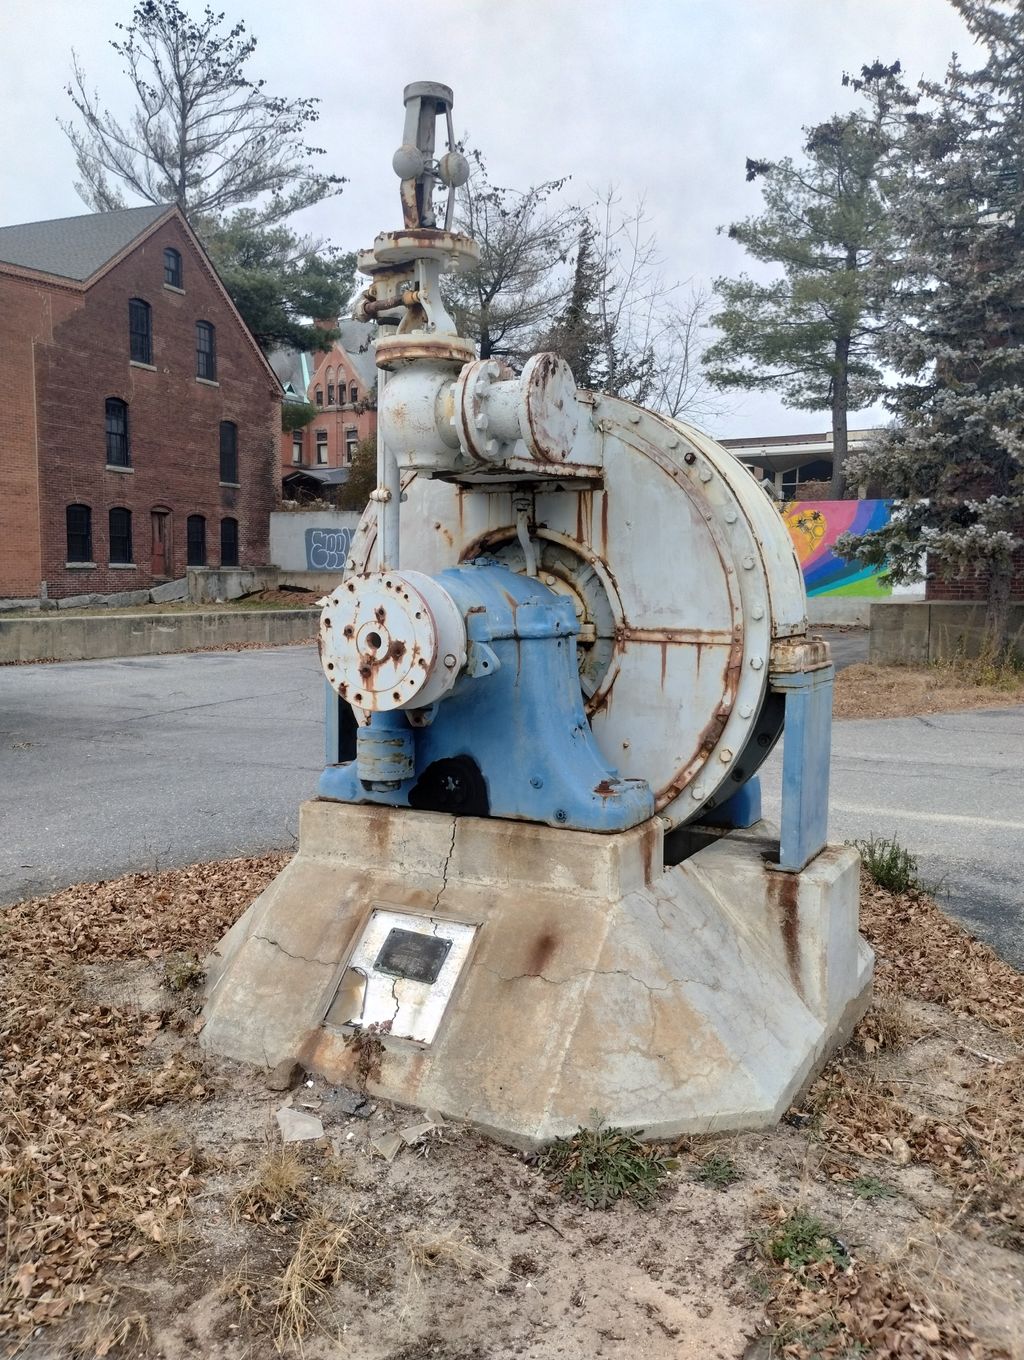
[2,858,1023,1360]
[833,661,1024,720]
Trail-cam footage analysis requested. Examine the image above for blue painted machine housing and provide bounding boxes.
[319,561,654,832]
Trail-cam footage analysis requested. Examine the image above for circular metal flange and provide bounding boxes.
[485,534,620,701]
[453,358,517,463]
[375,333,477,372]
[320,570,466,713]
[519,353,579,463]
[371,229,480,271]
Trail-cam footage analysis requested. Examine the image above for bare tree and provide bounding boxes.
[445,153,581,362]
[644,285,722,422]
[543,188,725,423]
[61,1,343,225]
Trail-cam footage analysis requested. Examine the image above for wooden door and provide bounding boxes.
[151,511,170,578]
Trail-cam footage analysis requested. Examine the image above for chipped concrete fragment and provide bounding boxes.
[371,1132,404,1162]
[276,1106,324,1142]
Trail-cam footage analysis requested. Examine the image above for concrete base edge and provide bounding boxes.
[201,802,873,1147]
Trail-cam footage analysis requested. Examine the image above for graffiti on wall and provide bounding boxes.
[782,499,892,597]
[305,527,353,572]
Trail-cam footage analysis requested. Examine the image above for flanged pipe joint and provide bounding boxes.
[376,351,590,474]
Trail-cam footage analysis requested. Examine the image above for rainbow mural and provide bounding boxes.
[782,499,892,597]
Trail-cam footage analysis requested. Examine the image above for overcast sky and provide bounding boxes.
[0,0,979,437]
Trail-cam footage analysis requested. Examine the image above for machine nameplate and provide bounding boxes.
[374,928,452,984]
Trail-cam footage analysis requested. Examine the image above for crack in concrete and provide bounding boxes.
[478,962,706,994]
[253,932,335,966]
[432,820,457,912]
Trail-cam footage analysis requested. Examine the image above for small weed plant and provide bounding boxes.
[163,951,205,992]
[760,1209,850,1272]
[855,835,918,893]
[692,1152,741,1189]
[851,1175,896,1202]
[537,1118,668,1210]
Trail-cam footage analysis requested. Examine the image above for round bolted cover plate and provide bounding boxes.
[321,574,439,711]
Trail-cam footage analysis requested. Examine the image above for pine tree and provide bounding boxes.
[62,1,341,223]
[202,213,354,353]
[839,3,1024,645]
[61,1,347,351]
[542,221,606,388]
[704,63,909,496]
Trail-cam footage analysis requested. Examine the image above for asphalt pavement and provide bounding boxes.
[3,635,1022,968]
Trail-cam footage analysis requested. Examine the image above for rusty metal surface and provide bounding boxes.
[770,636,832,674]
[339,390,807,828]
[320,570,466,713]
[375,334,477,371]
[518,353,579,464]
[370,229,480,270]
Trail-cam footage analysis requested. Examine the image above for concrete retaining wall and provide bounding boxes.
[0,608,319,664]
[270,510,362,573]
[870,601,1024,664]
[187,567,279,603]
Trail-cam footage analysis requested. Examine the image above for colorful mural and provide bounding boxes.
[782,499,892,597]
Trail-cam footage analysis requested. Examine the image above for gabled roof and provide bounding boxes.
[336,319,378,389]
[270,320,378,402]
[0,204,172,281]
[0,202,282,392]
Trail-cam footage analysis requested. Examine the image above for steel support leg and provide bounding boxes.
[773,663,834,871]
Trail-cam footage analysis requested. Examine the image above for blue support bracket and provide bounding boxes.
[772,661,834,872]
[699,775,762,829]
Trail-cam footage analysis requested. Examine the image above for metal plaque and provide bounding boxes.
[374,928,452,984]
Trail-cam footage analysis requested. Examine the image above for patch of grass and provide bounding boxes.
[692,1152,741,1189]
[851,1175,896,1202]
[860,994,913,1054]
[273,1212,355,1351]
[231,1146,309,1225]
[404,1228,501,1287]
[537,1118,668,1210]
[70,1305,150,1358]
[163,951,205,992]
[855,834,918,893]
[937,639,1024,690]
[759,1209,851,1272]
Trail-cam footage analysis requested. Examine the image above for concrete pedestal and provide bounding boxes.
[202,801,873,1146]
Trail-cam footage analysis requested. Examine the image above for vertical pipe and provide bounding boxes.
[375,324,401,572]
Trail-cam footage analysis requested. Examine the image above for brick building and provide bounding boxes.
[271,319,377,503]
[0,203,281,602]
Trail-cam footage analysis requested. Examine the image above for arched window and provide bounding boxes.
[327,382,335,405]
[108,507,133,564]
[314,387,323,406]
[350,382,358,403]
[129,298,151,364]
[163,247,182,289]
[186,515,207,566]
[66,504,92,563]
[219,421,238,483]
[196,320,216,380]
[105,397,130,467]
[220,517,239,567]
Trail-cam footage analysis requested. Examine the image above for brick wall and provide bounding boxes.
[0,276,80,597]
[285,343,376,476]
[15,216,280,600]
[925,547,1024,602]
